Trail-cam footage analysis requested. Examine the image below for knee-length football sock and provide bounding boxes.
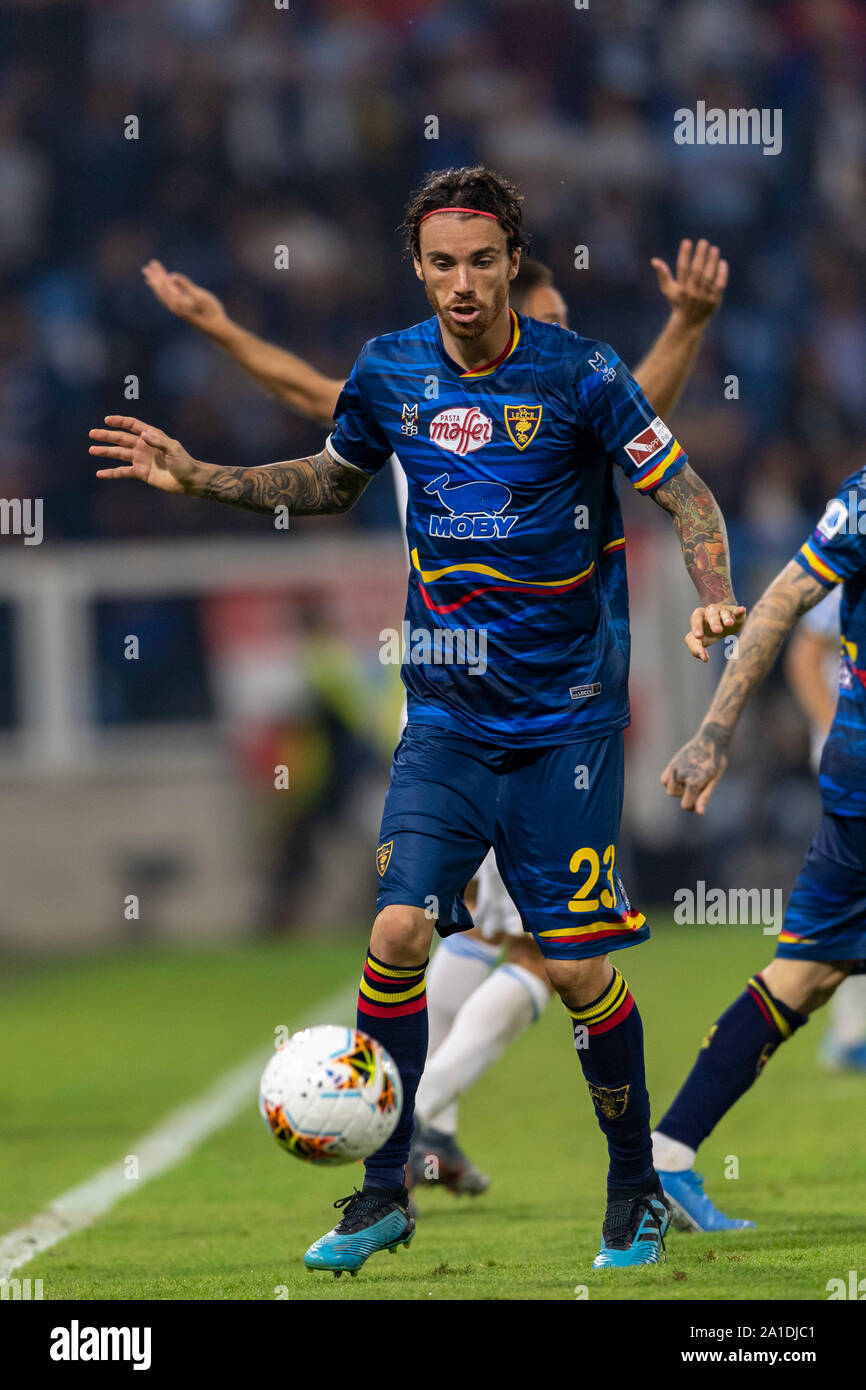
[416,962,551,1129]
[357,951,428,1194]
[426,936,499,1050]
[567,967,653,1195]
[421,935,499,1135]
[654,973,807,1163]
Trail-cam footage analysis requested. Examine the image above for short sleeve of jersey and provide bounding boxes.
[326,345,393,476]
[573,341,687,495]
[794,480,866,589]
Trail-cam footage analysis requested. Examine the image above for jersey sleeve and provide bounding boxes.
[326,345,393,476]
[573,341,687,495]
[794,483,866,588]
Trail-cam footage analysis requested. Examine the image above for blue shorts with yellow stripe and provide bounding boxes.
[374,723,648,961]
[777,811,866,972]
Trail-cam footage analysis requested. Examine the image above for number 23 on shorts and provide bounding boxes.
[568,844,617,913]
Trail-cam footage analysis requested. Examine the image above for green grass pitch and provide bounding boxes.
[2,923,864,1301]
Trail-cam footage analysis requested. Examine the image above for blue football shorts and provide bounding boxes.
[777,811,866,972]
[374,722,648,962]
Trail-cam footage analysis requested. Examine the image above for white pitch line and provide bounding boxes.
[0,980,357,1280]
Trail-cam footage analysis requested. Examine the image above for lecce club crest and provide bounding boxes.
[504,403,542,450]
[376,840,393,876]
[588,1081,630,1119]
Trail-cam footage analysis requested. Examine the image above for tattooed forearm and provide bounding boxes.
[190,448,369,515]
[700,562,829,748]
[652,463,734,606]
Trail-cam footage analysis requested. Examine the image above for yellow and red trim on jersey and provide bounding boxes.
[632,439,683,492]
[797,541,842,587]
[459,309,520,378]
[602,536,626,555]
[411,547,596,615]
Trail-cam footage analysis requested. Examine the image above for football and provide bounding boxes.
[258,1025,402,1164]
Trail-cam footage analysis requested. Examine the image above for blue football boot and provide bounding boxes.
[659,1168,756,1232]
[304,1187,415,1277]
[592,1180,671,1268]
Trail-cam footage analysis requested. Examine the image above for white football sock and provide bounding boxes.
[420,935,499,1136]
[826,975,866,1047]
[652,1130,696,1172]
[426,935,500,1057]
[417,963,552,1133]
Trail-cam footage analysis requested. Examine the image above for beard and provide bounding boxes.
[423,277,510,340]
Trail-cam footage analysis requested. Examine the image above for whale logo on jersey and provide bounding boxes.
[429,406,492,456]
[424,473,519,540]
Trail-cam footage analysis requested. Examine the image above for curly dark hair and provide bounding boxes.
[400,165,529,260]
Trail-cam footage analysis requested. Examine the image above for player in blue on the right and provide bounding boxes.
[658,471,866,1231]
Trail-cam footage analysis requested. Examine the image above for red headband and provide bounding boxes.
[418,206,500,225]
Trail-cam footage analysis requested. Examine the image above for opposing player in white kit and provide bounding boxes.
[142,236,729,1193]
[786,586,866,1070]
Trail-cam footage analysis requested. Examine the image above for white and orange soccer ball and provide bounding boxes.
[258,1025,402,1164]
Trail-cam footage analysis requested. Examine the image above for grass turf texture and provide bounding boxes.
[3,923,864,1301]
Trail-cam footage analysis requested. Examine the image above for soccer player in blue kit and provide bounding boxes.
[89,167,745,1273]
[655,473,866,1231]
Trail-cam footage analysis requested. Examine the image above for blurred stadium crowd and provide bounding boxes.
[1,0,865,925]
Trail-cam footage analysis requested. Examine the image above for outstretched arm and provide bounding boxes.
[651,462,746,661]
[631,239,728,418]
[662,562,829,812]
[89,416,369,515]
[142,261,344,427]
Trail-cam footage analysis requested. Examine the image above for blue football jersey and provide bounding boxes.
[328,310,687,746]
[795,470,866,814]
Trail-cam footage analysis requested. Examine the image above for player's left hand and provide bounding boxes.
[685,602,747,662]
[651,239,728,328]
[661,731,728,814]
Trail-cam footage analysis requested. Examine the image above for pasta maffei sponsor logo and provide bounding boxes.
[429,406,492,456]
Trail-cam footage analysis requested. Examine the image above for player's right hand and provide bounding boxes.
[661,730,728,814]
[142,260,228,335]
[89,417,201,494]
[650,239,728,328]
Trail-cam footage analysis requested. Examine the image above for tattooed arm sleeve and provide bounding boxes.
[190,447,372,516]
[651,462,736,607]
[698,561,828,753]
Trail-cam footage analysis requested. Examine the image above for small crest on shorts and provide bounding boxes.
[588,1081,630,1119]
[376,840,393,876]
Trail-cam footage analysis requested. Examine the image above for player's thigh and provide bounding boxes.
[376,723,494,939]
[493,731,648,964]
